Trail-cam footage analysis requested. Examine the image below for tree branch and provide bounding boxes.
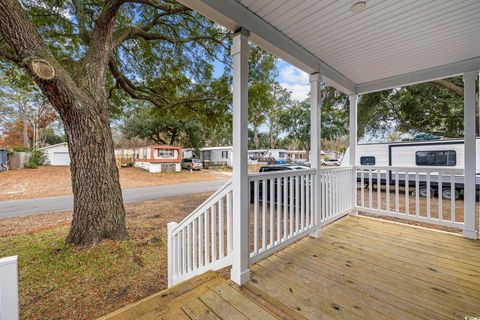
[431,79,464,97]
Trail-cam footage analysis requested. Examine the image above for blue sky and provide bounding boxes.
[212,58,310,102]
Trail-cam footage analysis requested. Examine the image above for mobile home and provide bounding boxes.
[248,149,288,164]
[126,145,182,173]
[342,139,480,199]
[200,146,233,167]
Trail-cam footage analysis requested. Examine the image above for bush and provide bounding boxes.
[25,149,48,169]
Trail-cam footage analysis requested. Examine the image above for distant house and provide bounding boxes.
[200,146,233,167]
[39,142,70,166]
[122,145,182,173]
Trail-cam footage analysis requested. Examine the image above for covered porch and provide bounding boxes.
[101,0,480,318]
[101,215,480,319]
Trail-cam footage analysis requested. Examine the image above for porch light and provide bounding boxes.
[350,1,367,13]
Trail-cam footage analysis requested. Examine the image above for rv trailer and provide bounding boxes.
[341,139,480,199]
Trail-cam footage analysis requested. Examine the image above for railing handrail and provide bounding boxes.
[248,168,316,181]
[171,179,232,234]
[321,165,354,172]
[355,165,464,174]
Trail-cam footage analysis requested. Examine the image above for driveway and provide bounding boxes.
[0,179,228,218]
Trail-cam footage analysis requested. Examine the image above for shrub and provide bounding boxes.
[25,149,48,169]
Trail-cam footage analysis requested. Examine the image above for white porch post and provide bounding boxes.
[463,71,478,239]
[310,73,323,238]
[349,95,358,215]
[231,28,251,285]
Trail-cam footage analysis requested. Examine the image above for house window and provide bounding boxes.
[278,152,287,158]
[360,156,376,165]
[158,149,174,158]
[221,151,229,159]
[415,150,456,166]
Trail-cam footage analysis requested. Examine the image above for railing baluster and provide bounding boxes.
[405,171,409,215]
[254,180,259,254]
[270,178,274,246]
[187,224,191,272]
[283,176,287,240]
[204,210,209,265]
[395,171,399,213]
[277,176,281,243]
[219,200,224,258]
[289,175,294,237]
[360,169,365,208]
[227,192,232,254]
[369,169,373,208]
[438,172,442,221]
[427,172,431,218]
[211,205,216,261]
[262,178,267,250]
[181,229,186,276]
[386,170,390,212]
[451,173,456,222]
[198,214,203,267]
[305,174,312,228]
[301,175,305,231]
[377,170,381,210]
[295,175,300,234]
[415,172,420,217]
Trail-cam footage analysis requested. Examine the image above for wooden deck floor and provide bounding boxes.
[100,216,480,320]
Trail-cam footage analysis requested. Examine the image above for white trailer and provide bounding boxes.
[200,146,233,167]
[342,139,480,199]
[248,149,289,164]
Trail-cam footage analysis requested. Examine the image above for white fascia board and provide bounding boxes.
[357,57,480,94]
[177,0,357,95]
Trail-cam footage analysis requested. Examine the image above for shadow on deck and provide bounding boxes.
[99,215,480,320]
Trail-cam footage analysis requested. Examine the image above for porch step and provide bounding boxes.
[98,271,290,320]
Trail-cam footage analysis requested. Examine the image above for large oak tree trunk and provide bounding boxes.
[0,0,128,245]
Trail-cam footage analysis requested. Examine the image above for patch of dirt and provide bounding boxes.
[0,192,213,320]
[0,166,229,201]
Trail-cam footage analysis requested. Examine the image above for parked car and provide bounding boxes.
[322,159,340,166]
[181,158,202,170]
[251,165,310,202]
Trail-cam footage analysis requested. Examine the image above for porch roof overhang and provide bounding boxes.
[178,0,480,95]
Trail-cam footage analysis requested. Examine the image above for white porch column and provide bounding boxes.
[463,71,478,239]
[310,73,323,238]
[349,95,358,216]
[231,28,251,285]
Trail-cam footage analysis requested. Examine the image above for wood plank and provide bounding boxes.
[210,282,279,320]
[287,240,480,309]
[249,268,347,319]
[326,222,480,270]
[301,236,480,298]
[240,283,308,320]
[339,216,480,254]
[319,229,480,286]
[138,277,224,320]
[251,264,374,320]
[257,256,426,320]
[283,241,480,318]
[337,218,480,258]
[198,290,249,320]
[98,271,218,320]
[182,298,221,320]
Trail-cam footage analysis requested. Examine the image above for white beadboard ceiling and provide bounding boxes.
[237,0,480,84]
[178,0,480,93]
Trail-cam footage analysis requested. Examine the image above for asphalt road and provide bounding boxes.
[0,179,228,219]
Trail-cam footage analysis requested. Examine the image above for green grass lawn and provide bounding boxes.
[0,193,211,320]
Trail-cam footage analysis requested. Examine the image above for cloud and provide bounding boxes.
[281,83,309,101]
[278,62,309,101]
[279,65,309,85]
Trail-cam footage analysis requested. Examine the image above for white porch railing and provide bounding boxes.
[248,168,316,264]
[167,181,233,287]
[319,166,356,226]
[0,256,19,320]
[356,166,465,229]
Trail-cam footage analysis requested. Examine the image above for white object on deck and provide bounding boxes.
[0,256,19,320]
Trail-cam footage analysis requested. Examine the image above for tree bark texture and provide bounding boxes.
[0,0,128,245]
